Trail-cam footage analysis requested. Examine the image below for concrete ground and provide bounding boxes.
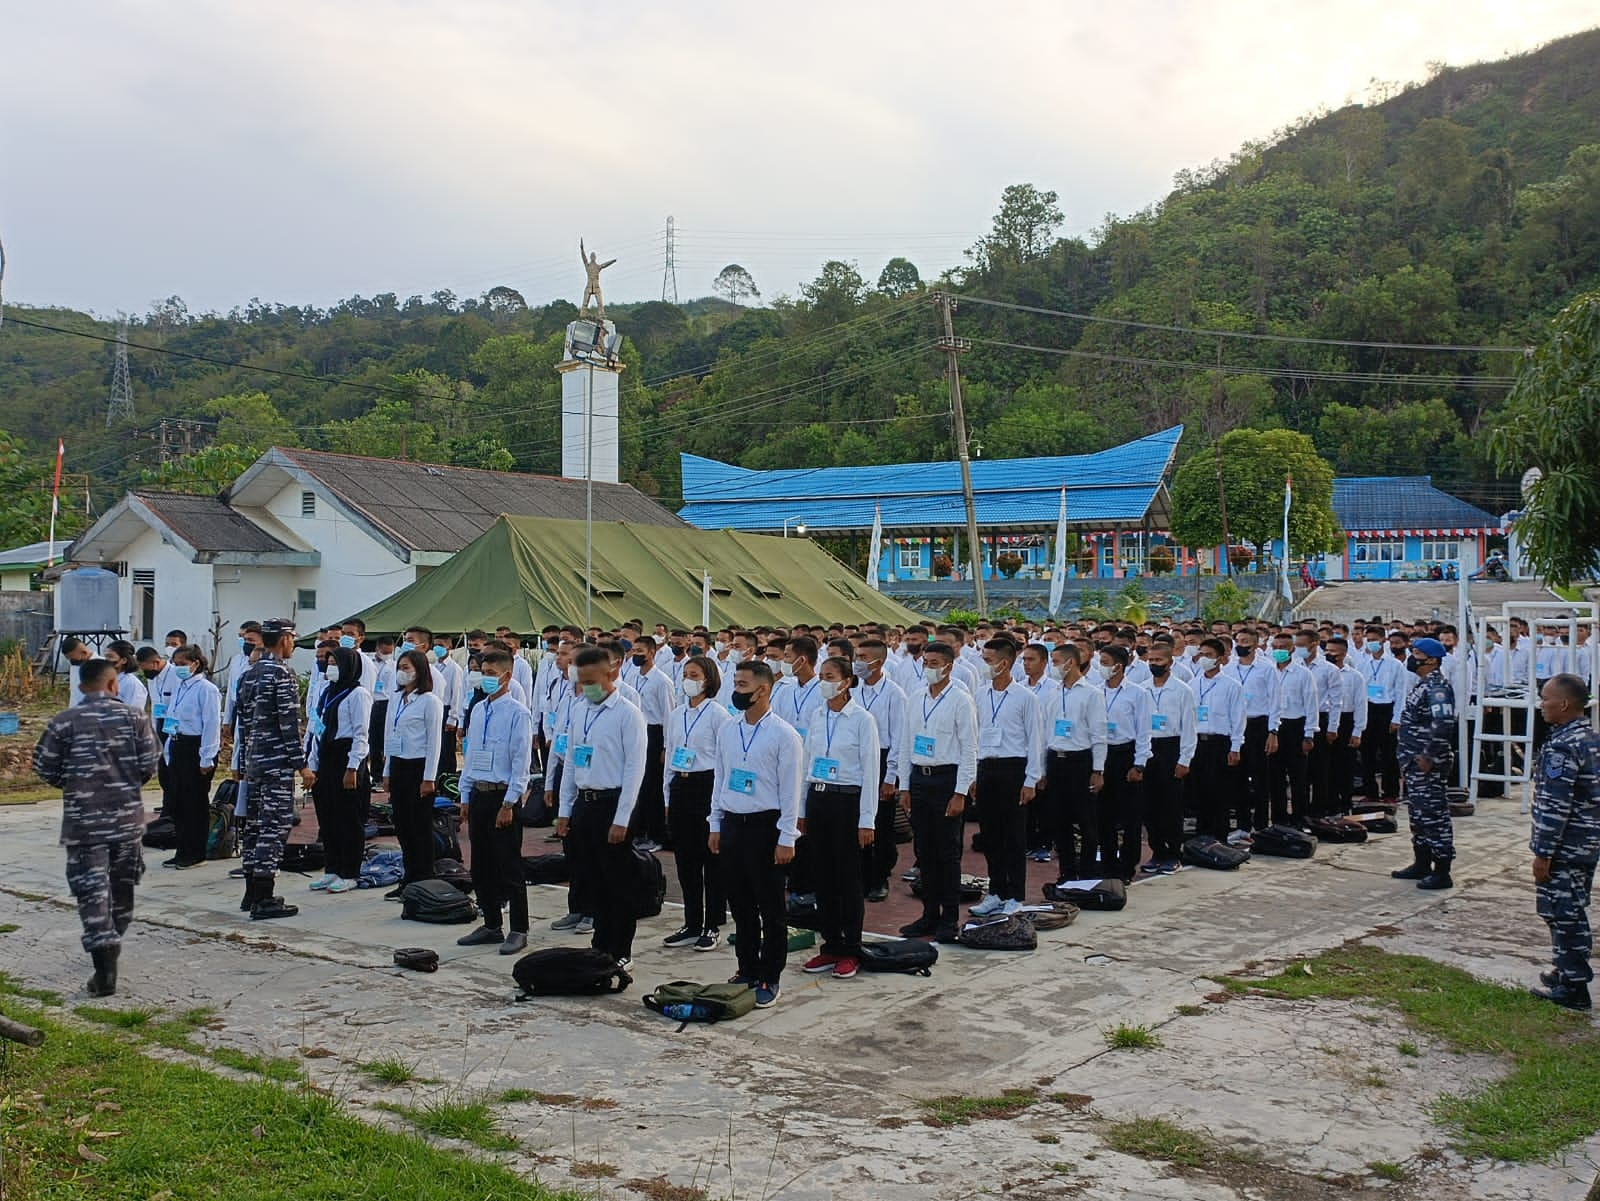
[1293,579,1561,624]
[2,792,1597,1201]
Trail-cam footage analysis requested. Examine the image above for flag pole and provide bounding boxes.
[47,438,64,567]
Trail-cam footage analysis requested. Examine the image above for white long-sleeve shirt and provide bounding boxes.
[633,667,674,727]
[1100,680,1153,768]
[709,711,804,847]
[1272,663,1319,729]
[1337,664,1370,739]
[1147,676,1199,767]
[897,683,979,797]
[974,680,1045,787]
[664,697,731,806]
[1045,677,1109,771]
[308,687,374,771]
[162,675,222,768]
[459,692,534,803]
[771,675,826,741]
[1225,657,1276,719]
[1308,657,1344,723]
[1193,670,1246,753]
[116,671,149,711]
[1359,651,1408,706]
[856,674,905,789]
[556,689,648,825]
[383,690,444,781]
[803,700,881,827]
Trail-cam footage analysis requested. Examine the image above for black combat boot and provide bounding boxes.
[86,945,120,997]
[1532,979,1592,1011]
[1417,856,1454,890]
[1390,844,1430,880]
[241,875,262,912]
[250,876,298,921]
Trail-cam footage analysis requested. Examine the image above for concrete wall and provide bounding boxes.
[883,575,1282,621]
[0,591,53,653]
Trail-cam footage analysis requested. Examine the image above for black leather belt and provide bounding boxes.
[810,782,861,794]
[914,763,957,777]
[577,787,622,803]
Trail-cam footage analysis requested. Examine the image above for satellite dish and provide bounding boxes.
[1521,467,1542,502]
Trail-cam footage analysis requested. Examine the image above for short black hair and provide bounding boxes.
[79,659,117,690]
[737,659,775,687]
[342,617,367,634]
[165,628,188,642]
[1547,673,1589,710]
[575,646,611,671]
[136,646,163,664]
[1099,644,1131,668]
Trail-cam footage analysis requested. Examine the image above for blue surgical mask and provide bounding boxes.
[398,642,415,654]
[339,635,357,650]
[1271,649,1291,664]
[237,637,246,652]
[432,646,447,660]
[173,665,192,680]
[479,674,500,694]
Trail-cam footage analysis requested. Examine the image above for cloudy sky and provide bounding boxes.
[2,1,1595,316]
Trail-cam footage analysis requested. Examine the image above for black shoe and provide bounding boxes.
[456,925,504,947]
[384,886,405,901]
[898,917,939,938]
[228,865,248,879]
[250,895,298,920]
[170,857,203,870]
[1532,980,1592,1011]
[1417,858,1454,891]
[866,885,890,902]
[934,925,961,944]
[498,931,527,955]
[1391,845,1430,880]
[240,876,262,912]
[662,925,698,948]
[694,928,720,951]
[86,945,120,997]
[163,856,180,867]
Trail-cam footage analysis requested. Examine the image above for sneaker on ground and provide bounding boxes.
[309,873,338,891]
[1226,830,1253,846]
[1139,859,1160,874]
[790,892,816,908]
[898,917,939,938]
[901,868,921,883]
[728,973,756,987]
[662,926,699,948]
[1029,848,1053,862]
[1156,859,1181,875]
[754,981,780,1008]
[969,894,1004,917]
[574,916,595,935]
[327,877,359,893]
[865,885,890,902]
[499,931,528,955]
[802,952,841,974]
[616,957,631,972]
[634,839,662,853]
[832,957,859,979]
[457,925,504,947]
[694,928,720,951]
[999,899,1022,916]
[550,912,582,930]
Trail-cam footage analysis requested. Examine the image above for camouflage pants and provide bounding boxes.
[242,770,294,877]
[1537,861,1595,985]
[1403,765,1454,857]
[65,840,144,952]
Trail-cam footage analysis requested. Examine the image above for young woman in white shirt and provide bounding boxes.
[380,648,445,896]
[303,646,373,893]
[161,645,222,869]
[661,655,731,951]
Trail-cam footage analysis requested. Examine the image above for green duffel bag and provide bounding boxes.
[643,980,758,1024]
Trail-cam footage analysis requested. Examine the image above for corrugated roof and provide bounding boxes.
[1332,476,1499,533]
[679,426,1182,532]
[136,492,295,554]
[0,540,59,568]
[267,448,685,552]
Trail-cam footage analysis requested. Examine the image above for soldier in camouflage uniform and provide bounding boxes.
[32,658,161,997]
[234,618,304,920]
[1530,673,1600,1011]
[1390,637,1457,891]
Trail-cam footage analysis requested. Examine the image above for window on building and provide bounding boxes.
[897,545,921,571]
[296,588,316,612]
[1420,540,1461,561]
[132,570,155,640]
[1353,538,1403,563]
[300,491,317,517]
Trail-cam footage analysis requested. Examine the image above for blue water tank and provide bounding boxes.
[58,566,121,632]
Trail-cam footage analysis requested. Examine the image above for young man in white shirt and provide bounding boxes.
[1325,636,1369,814]
[1097,644,1152,883]
[1040,641,1107,880]
[969,636,1045,917]
[853,639,905,902]
[1358,625,1408,802]
[1140,642,1198,874]
[1019,641,1061,862]
[1297,629,1345,819]
[628,636,674,851]
[1190,638,1246,842]
[710,660,804,1008]
[1267,631,1318,829]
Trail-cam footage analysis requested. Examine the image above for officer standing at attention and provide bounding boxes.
[853,638,905,902]
[968,636,1044,918]
[33,658,161,997]
[1529,673,1600,1011]
[1390,637,1458,891]
[1039,641,1107,881]
[234,618,305,921]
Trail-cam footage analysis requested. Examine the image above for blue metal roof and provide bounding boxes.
[1332,476,1499,535]
[679,426,1183,533]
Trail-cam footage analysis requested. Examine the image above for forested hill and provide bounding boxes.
[2,26,1598,545]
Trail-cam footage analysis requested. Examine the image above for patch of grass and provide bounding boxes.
[1033,1132,1060,1144]
[208,1046,303,1083]
[0,787,56,804]
[624,1178,706,1201]
[0,922,20,933]
[0,999,575,1200]
[1248,943,1600,1162]
[579,1096,617,1111]
[1397,1040,1420,1057]
[74,1004,161,1029]
[1104,1117,1215,1168]
[1174,1003,1204,1016]
[570,1160,618,1178]
[495,1088,538,1104]
[1102,1022,1162,1050]
[1050,1161,1076,1175]
[362,1055,423,1086]
[1047,1092,1093,1110]
[0,971,62,1007]
[917,1087,1039,1126]
[383,1096,517,1152]
[1368,1160,1408,1181]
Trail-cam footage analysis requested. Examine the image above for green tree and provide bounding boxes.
[205,392,296,450]
[799,261,866,325]
[1488,290,1600,584]
[140,444,260,496]
[876,257,922,297]
[1314,397,1465,476]
[969,184,1064,268]
[712,265,760,305]
[1170,429,1341,560]
[0,430,86,546]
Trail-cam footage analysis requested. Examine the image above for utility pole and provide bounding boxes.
[933,291,985,615]
[660,215,679,304]
[1212,338,1233,577]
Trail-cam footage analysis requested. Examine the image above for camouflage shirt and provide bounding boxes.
[33,693,161,846]
[1396,668,1456,764]
[235,652,304,775]
[1532,717,1600,864]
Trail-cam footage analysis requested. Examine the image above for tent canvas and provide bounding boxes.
[348,515,922,633]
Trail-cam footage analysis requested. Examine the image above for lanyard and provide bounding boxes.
[582,699,609,741]
[479,698,496,743]
[861,682,882,712]
[1368,657,1382,681]
[1151,685,1167,714]
[1060,682,1073,718]
[922,688,950,726]
[1105,686,1125,721]
[173,677,200,712]
[738,714,767,760]
[791,679,817,720]
[683,702,709,745]
[988,688,1009,725]
[1198,678,1218,707]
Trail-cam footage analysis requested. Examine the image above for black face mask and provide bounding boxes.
[1150,664,1169,679]
[731,690,756,711]
[630,654,648,668]
[1406,656,1424,674]
[1236,648,1253,659]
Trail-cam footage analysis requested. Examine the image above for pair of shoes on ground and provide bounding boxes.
[662,926,721,951]
[550,912,595,934]
[969,894,1022,918]
[897,916,959,942]
[726,974,780,1007]
[1139,858,1181,875]
[455,925,528,954]
[801,952,859,979]
[308,873,358,893]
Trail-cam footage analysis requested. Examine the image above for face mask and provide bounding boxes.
[1047,664,1064,682]
[567,665,579,686]
[1150,664,1169,679]
[727,648,743,665]
[430,646,447,660]
[326,665,341,684]
[465,671,484,691]
[339,635,357,650]
[1271,649,1291,664]
[174,664,192,680]
[1406,656,1424,674]
[1098,662,1115,678]
[851,659,871,679]
[1365,641,1382,653]
[399,641,415,655]
[986,661,1004,678]
[731,690,756,711]
[817,679,842,701]
[714,641,727,655]
[631,654,648,668]
[1195,656,1216,674]
[924,666,947,685]
[1292,647,1309,662]
[1236,647,1253,660]
[237,637,246,652]
[777,660,794,678]
[682,678,704,698]
[396,669,416,687]
[582,683,606,704]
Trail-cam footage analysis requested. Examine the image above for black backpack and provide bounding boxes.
[432,809,462,861]
[513,947,632,998]
[1181,835,1250,870]
[279,842,326,873]
[400,879,478,924]
[432,858,474,894]
[206,781,239,859]
[1309,816,1369,844]
[142,815,178,850]
[629,845,666,919]
[857,939,938,976]
[1349,811,1399,835]
[1251,824,1317,859]
[957,914,1037,951]
[522,853,569,885]
[1043,878,1127,911]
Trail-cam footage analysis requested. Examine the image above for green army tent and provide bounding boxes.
[348,514,922,633]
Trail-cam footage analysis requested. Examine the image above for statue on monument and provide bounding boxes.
[579,239,616,322]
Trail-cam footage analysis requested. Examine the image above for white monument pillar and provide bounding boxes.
[558,318,625,484]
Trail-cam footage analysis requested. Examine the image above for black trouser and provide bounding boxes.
[909,765,962,926]
[1331,712,1357,813]
[437,718,458,776]
[156,727,172,815]
[808,785,865,956]
[1097,741,1143,880]
[1308,712,1334,818]
[1478,707,1506,798]
[720,809,787,983]
[570,789,635,961]
[1026,755,1053,852]
[667,771,724,930]
[977,756,1028,902]
[635,725,666,843]
[166,734,212,863]
[861,749,897,892]
[312,734,368,880]
[1144,735,1184,861]
[368,699,388,781]
[1047,749,1096,879]
[1363,702,1397,799]
[1191,734,1233,839]
[468,785,528,933]
[1270,716,1309,825]
[390,757,435,885]
[1241,714,1271,829]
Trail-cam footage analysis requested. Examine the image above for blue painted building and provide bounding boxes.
[678,427,1187,582]
[1326,476,1500,581]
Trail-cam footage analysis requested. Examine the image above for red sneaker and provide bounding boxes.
[802,953,840,974]
[832,957,860,980]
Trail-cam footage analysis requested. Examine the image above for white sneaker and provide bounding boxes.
[1000,899,1022,916]
[1227,830,1254,847]
[308,873,337,891]
[970,894,1004,917]
[327,877,358,893]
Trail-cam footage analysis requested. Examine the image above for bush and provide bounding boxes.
[1227,545,1256,571]
[1148,546,1176,575]
[931,553,953,579]
[1202,579,1254,624]
[996,552,1024,579]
